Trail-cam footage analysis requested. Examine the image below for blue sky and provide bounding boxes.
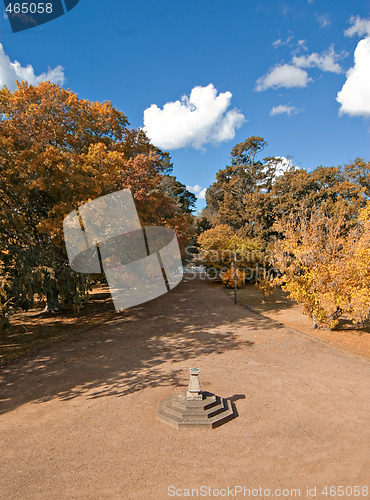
[1,0,369,210]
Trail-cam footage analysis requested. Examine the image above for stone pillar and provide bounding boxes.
[187,368,203,400]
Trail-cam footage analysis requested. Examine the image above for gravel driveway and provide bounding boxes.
[1,276,369,499]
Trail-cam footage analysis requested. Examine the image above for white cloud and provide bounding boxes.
[255,64,312,91]
[186,184,207,199]
[274,157,293,176]
[186,184,202,194]
[292,46,344,73]
[197,188,207,200]
[272,38,282,48]
[143,84,245,150]
[316,14,331,28]
[264,156,293,177]
[272,35,293,49]
[256,157,293,189]
[270,104,300,116]
[257,42,346,93]
[0,43,65,91]
[344,16,370,38]
[336,37,370,117]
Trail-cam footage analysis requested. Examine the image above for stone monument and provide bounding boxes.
[156,368,236,429]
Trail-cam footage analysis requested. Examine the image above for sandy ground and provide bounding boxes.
[233,285,370,359]
[1,275,369,500]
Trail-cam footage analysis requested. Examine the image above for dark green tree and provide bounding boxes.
[158,175,197,214]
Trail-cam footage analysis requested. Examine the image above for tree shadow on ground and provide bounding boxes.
[333,318,370,334]
[234,284,299,314]
[0,276,283,414]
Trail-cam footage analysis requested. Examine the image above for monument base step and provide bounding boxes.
[156,391,236,429]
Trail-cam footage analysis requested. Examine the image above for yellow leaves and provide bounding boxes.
[359,200,370,223]
[255,274,275,301]
[273,203,370,328]
[221,267,244,288]
[196,224,266,281]
[198,225,235,252]
[0,83,166,253]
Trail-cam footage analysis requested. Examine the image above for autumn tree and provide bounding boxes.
[344,157,370,198]
[272,203,370,329]
[207,140,369,243]
[269,164,368,226]
[202,136,369,319]
[194,215,212,237]
[206,137,288,237]
[196,224,266,281]
[337,202,370,324]
[0,82,192,321]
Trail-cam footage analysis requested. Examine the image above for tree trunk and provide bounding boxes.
[43,288,61,313]
[330,308,342,322]
[312,315,319,329]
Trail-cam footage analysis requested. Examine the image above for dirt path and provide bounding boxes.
[232,285,370,359]
[1,276,369,500]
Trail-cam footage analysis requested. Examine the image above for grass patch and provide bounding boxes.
[0,287,116,366]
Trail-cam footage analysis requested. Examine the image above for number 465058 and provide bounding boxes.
[6,3,53,14]
[322,485,368,497]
